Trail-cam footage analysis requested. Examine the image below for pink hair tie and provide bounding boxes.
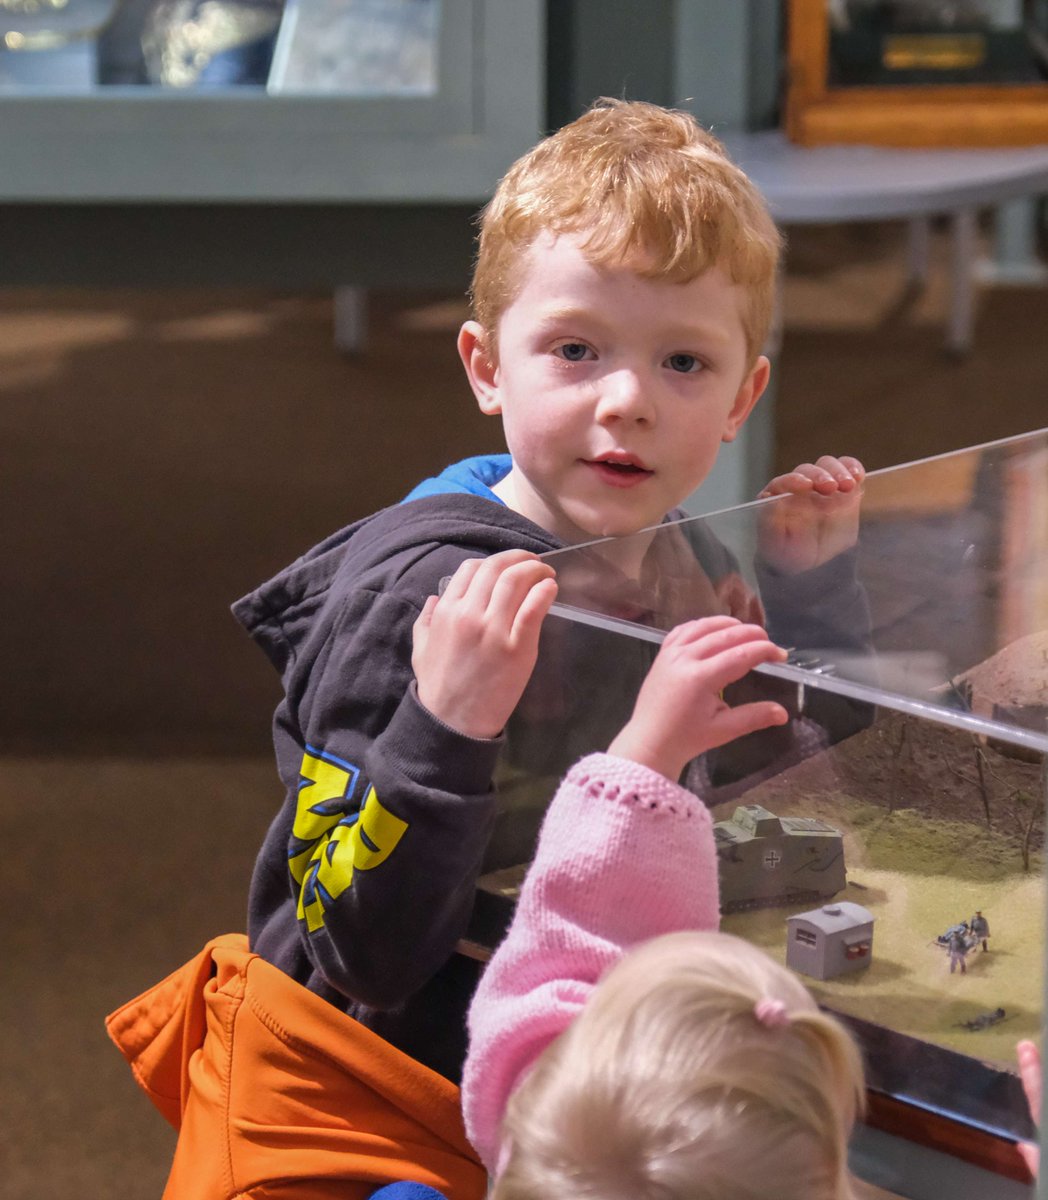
[754,998,789,1029]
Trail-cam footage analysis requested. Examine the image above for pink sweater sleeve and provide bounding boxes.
[461,752,720,1172]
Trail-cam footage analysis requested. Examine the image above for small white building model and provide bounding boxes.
[786,901,875,981]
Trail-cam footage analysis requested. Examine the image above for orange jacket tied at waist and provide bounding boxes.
[105,934,486,1200]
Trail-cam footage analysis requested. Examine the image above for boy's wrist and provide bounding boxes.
[375,684,503,797]
[413,681,505,741]
[409,682,504,744]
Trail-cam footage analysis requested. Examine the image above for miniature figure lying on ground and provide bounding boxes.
[956,1007,1007,1032]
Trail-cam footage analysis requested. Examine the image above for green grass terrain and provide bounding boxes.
[720,804,1044,1068]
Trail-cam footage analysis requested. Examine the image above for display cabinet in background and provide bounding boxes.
[465,428,1048,1199]
[786,0,1048,145]
[0,0,543,287]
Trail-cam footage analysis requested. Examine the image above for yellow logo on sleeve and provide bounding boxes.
[290,746,409,933]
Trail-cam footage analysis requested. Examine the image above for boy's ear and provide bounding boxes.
[721,354,771,443]
[457,320,502,415]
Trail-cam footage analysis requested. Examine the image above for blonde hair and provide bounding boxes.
[493,931,865,1200]
[471,98,782,365]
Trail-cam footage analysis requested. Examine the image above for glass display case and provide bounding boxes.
[0,0,542,203]
[826,0,1048,90]
[786,0,1048,145]
[0,0,444,91]
[466,427,1048,1190]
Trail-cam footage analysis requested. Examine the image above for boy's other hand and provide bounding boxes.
[1017,1039,1041,1178]
[412,550,558,740]
[757,455,866,574]
[607,616,789,782]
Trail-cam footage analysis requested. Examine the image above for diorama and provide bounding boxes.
[720,701,1043,1064]
[463,428,1048,1184]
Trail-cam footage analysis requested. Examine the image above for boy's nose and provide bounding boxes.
[595,370,655,425]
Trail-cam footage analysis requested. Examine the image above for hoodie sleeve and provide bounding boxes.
[461,752,720,1173]
[255,580,505,1011]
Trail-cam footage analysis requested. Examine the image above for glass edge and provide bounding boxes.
[549,605,1048,755]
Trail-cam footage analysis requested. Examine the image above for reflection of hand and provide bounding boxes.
[1017,1039,1041,1178]
[412,550,558,739]
[757,455,865,574]
[714,571,766,627]
[607,616,789,782]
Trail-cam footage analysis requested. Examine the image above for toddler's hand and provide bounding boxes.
[607,616,789,781]
[412,549,558,739]
[1017,1039,1041,1178]
[758,455,865,574]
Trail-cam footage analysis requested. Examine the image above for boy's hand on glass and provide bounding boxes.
[757,455,865,574]
[412,549,558,740]
[607,616,789,782]
[1017,1039,1041,1178]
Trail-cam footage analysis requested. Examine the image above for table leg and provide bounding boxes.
[947,208,977,357]
[907,216,931,289]
[334,286,368,354]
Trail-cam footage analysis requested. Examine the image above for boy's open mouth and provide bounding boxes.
[585,457,654,486]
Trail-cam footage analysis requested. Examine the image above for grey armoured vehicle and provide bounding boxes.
[714,803,846,913]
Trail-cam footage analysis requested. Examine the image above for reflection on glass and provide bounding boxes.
[141,0,284,87]
[826,0,1048,88]
[0,0,119,86]
[475,428,1048,1144]
[0,0,119,49]
[544,427,1048,754]
[268,0,439,95]
[0,0,441,92]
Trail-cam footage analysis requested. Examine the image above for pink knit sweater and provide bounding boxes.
[461,752,720,1172]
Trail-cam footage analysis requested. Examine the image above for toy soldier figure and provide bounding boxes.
[948,924,969,974]
[970,910,990,951]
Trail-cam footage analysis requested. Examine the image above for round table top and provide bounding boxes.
[719,129,1048,223]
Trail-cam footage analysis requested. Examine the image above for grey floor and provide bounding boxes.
[3,219,1046,1198]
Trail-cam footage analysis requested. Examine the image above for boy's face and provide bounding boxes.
[459,232,769,544]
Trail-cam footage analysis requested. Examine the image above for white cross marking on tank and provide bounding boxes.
[763,849,782,870]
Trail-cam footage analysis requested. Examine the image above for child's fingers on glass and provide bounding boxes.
[664,615,742,645]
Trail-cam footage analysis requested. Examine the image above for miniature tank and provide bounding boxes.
[714,803,846,913]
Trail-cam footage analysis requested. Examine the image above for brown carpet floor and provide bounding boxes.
[3,219,1045,1198]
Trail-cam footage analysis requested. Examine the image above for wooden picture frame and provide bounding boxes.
[784,0,1048,146]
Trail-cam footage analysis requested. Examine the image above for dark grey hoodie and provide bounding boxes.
[233,489,563,1080]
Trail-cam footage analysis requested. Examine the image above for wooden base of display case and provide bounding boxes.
[840,1012,1035,1184]
[786,89,1048,148]
[864,1091,1032,1184]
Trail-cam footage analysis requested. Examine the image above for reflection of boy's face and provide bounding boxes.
[459,232,769,544]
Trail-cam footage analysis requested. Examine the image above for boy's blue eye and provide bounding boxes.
[557,343,590,362]
[666,353,700,374]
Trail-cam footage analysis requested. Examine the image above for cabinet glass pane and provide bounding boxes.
[544,427,1048,755]
[0,0,443,93]
[269,0,439,95]
[472,427,1048,1148]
